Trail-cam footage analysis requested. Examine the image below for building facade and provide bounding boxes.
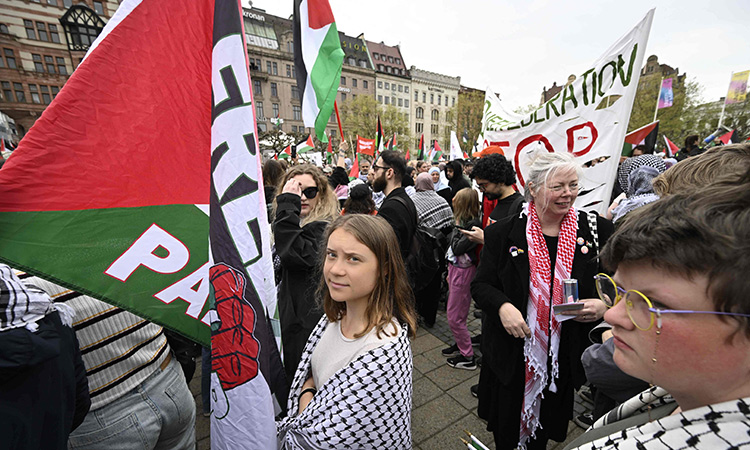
[0,0,113,139]
[364,39,411,128]
[410,66,460,151]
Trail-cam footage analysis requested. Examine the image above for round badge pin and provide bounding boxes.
[577,237,585,245]
[581,246,589,254]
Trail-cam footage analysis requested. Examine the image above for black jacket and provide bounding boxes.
[471,210,614,386]
[377,187,417,259]
[0,311,90,450]
[274,193,329,382]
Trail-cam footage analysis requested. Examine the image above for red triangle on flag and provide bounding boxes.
[0,0,213,213]
[348,156,359,178]
[624,121,659,145]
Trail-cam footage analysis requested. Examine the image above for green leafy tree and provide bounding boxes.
[337,96,410,157]
[455,90,484,155]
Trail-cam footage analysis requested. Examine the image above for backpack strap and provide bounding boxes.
[586,211,599,257]
[509,194,525,219]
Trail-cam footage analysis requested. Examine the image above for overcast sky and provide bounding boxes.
[249,0,749,111]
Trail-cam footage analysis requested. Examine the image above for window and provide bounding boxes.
[45,55,55,73]
[4,49,17,69]
[56,57,67,75]
[452,97,456,107]
[51,86,59,98]
[0,24,8,34]
[384,82,389,90]
[29,84,41,103]
[386,67,392,74]
[2,81,13,102]
[292,65,296,78]
[446,112,453,123]
[293,105,301,120]
[392,83,396,91]
[257,122,267,132]
[398,98,403,107]
[253,80,262,95]
[405,99,409,108]
[32,54,44,72]
[266,61,272,74]
[287,42,293,53]
[63,0,72,6]
[423,93,426,103]
[414,91,418,101]
[272,103,279,117]
[25,20,35,39]
[341,93,346,101]
[378,95,382,103]
[396,58,401,64]
[405,86,409,93]
[272,62,277,75]
[270,82,278,97]
[93,1,104,15]
[256,101,264,119]
[37,22,48,41]
[40,85,51,104]
[60,6,106,51]
[384,97,389,105]
[430,94,434,104]
[416,107,424,119]
[388,56,393,63]
[286,64,291,77]
[47,0,57,5]
[363,80,368,89]
[438,95,441,105]
[373,53,379,60]
[416,123,423,133]
[352,78,357,88]
[249,59,259,71]
[431,124,439,134]
[291,85,300,99]
[398,85,403,92]
[49,24,60,43]
[341,76,346,85]
[359,60,367,68]
[347,57,355,65]
[377,81,382,89]
[431,109,439,120]
[391,96,395,105]
[292,125,298,133]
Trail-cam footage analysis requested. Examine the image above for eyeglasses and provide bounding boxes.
[547,183,579,193]
[372,163,391,172]
[300,186,319,199]
[595,273,750,331]
[476,181,492,191]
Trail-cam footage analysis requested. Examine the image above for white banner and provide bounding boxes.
[450,130,463,160]
[481,9,655,214]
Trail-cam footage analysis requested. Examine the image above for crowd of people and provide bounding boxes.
[2,135,749,450]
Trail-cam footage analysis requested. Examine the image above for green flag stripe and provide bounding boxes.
[310,23,344,143]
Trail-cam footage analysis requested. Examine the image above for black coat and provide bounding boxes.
[471,210,614,386]
[274,193,329,383]
[377,187,417,259]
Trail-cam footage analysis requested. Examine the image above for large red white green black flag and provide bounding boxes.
[0,0,280,447]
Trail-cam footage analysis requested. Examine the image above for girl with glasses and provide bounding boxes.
[472,152,614,450]
[566,166,750,450]
[273,165,340,387]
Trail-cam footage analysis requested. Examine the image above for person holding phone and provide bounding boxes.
[471,152,614,450]
[274,165,340,385]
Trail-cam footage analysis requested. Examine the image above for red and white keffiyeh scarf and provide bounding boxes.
[519,202,578,449]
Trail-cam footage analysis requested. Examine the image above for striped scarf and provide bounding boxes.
[519,202,578,448]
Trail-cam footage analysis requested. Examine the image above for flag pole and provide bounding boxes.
[334,100,345,141]
[718,71,733,129]
[653,76,663,122]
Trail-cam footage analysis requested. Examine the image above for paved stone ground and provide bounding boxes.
[190,302,592,449]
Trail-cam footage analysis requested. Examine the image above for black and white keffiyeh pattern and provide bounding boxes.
[579,386,750,449]
[0,264,74,332]
[411,191,453,230]
[277,316,413,449]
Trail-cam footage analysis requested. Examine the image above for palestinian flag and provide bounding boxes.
[277,143,293,159]
[719,129,738,145]
[388,133,397,151]
[433,140,444,161]
[417,134,425,160]
[663,135,680,157]
[405,147,410,160]
[622,121,659,156]
[0,1,282,448]
[326,135,333,163]
[293,0,344,143]
[348,156,359,180]
[376,115,385,152]
[296,134,315,153]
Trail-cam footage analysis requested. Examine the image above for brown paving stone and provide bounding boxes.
[445,373,481,411]
[418,413,494,450]
[411,332,445,355]
[411,394,470,445]
[424,363,479,391]
[412,376,443,408]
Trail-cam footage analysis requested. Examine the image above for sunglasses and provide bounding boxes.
[300,186,319,199]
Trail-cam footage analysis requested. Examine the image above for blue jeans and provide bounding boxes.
[68,356,196,450]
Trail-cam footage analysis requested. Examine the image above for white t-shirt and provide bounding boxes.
[311,318,401,388]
